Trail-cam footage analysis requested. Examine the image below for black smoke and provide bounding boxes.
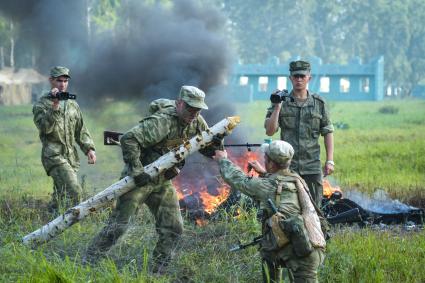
[0,0,233,102]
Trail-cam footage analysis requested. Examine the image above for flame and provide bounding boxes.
[173,148,263,224]
[323,179,343,198]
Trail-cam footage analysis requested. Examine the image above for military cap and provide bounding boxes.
[289,60,311,75]
[263,140,294,165]
[50,66,70,78]
[179,85,208,109]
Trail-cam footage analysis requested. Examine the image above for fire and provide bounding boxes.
[323,179,343,198]
[173,148,263,223]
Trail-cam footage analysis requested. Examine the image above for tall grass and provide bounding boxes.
[1,99,425,282]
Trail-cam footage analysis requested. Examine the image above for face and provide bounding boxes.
[49,76,69,92]
[289,73,311,91]
[176,99,201,124]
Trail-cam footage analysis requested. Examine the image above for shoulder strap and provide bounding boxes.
[275,181,282,205]
[281,171,325,218]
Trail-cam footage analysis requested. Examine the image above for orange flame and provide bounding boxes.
[323,179,343,198]
[173,148,263,223]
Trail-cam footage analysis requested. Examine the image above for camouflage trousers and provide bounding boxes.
[48,163,81,210]
[261,245,325,283]
[86,179,183,268]
[299,174,323,208]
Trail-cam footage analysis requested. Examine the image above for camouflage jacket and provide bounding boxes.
[218,158,301,219]
[120,100,212,178]
[266,91,334,175]
[32,94,95,175]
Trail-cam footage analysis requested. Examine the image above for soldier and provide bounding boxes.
[265,60,334,207]
[33,66,96,212]
[214,141,325,283]
[85,86,222,273]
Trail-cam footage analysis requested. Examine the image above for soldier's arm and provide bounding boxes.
[218,158,271,201]
[120,116,170,177]
[265,104,281,136]
[32,100,61,134]
[320,100,335,175]
[75,104,96,155]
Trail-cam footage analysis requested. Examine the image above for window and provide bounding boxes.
[239,76,249,86]
[277,76,287,90]
[320,77,330,93]
[258,76,268,92]
[361,77,370,93]
[340,77,350,93]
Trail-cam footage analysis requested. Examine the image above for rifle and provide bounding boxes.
[104,130,265,150]
[229,235,262,252]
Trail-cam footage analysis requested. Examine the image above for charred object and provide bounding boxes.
[322,190,424,225]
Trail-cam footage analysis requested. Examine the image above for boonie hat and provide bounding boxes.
[179,86,208,110]
[289,60,311,75]
[263,140,294,165]
[50,66,70,78]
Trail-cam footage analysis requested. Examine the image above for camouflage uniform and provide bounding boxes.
[218,158,324,283]
[266,90,333,206]
[87,87,218,270]
[33,93,95,209]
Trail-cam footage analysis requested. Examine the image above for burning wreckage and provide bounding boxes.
[104,131,424,228]
[172,147,424,227]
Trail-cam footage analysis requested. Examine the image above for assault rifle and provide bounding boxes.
[104,130,265,150]
[229,235,262,252]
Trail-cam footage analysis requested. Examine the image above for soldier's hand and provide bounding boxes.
[247,160,266,175]
[133,172,151,187]
[50,88,60,109]
[213,150,227,161]
[87,150,96,164]
[323,162,334,177]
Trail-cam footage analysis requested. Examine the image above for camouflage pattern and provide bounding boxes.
[266,91,333,176]
[87,100,214,268]
[179,85,208,109]
[266,91,333,207]
[33,94,95,207]
[289,60,311,75]
[50,66,71,78]
[218,158,324,283]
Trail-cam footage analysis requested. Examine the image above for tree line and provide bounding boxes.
[0,0,424,96]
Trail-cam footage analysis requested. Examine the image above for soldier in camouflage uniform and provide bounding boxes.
[86,86,221,272]
[265,60,334,207]
[214,141,325,283]
[33,66,96,211]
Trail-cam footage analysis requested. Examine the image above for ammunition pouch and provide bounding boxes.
[261,212,290,252]
[281,215,313,257]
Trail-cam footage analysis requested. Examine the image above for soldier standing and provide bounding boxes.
[85,86,222,273]
[265,60,334,207]
[33,66,96,212]
[214,141,326,283]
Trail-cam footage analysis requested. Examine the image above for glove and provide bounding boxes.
[212,133,225,147]
[133,172,151,187]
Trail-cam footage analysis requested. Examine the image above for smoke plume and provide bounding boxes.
[0,0,233,102]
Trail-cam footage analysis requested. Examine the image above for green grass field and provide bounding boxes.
[1,99,425,282]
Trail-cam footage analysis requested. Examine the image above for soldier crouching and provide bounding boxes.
[85,86,222,274]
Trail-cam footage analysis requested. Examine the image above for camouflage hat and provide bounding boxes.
[50,66,70,78]
[179,85,208,110]
[263,140,294,165]
[289,60,311,75]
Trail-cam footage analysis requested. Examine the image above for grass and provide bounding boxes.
[1,98,425,282]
